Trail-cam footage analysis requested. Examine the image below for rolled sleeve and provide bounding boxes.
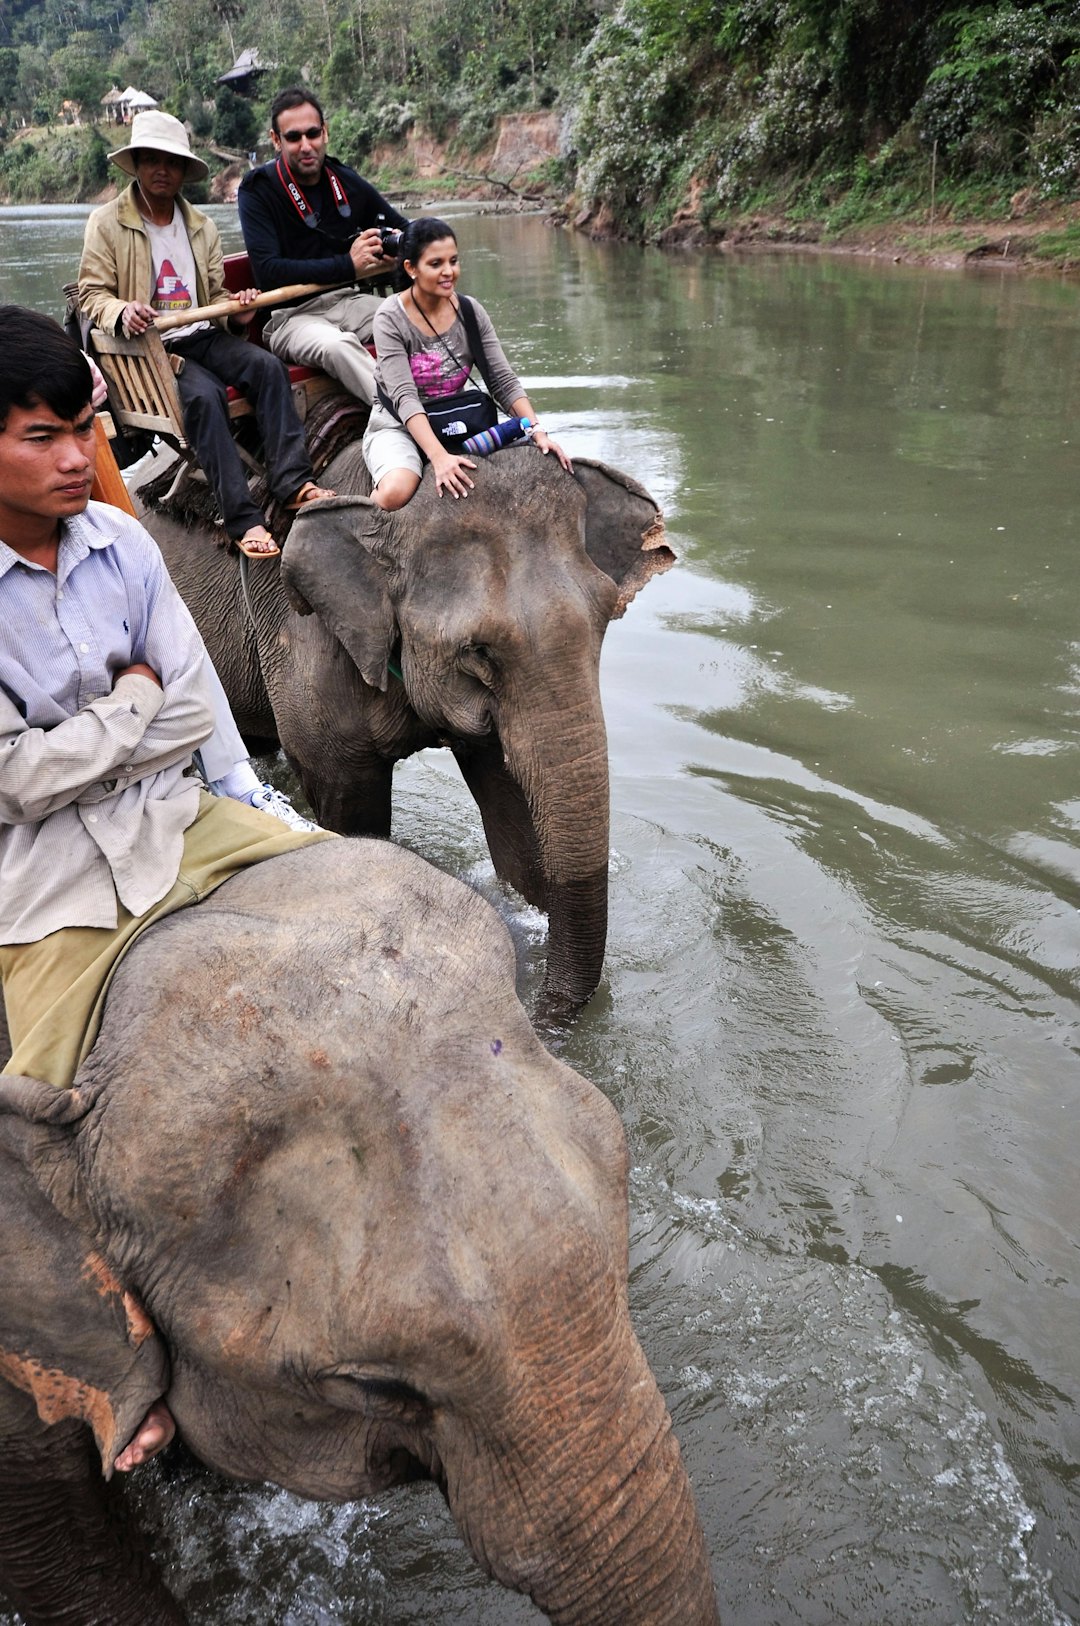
[107,532,220,778]
[0,676,164,826]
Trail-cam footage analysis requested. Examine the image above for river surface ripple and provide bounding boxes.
[2,204,1078,1624]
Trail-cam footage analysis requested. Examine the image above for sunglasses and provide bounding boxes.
[279,126,323,143]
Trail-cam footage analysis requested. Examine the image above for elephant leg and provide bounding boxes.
[272,613,431,838]
[288,746,394,837]
[0,1399,185,1625]
[453,740,546,909]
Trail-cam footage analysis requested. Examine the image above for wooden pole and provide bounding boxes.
[928,137,938,251]
[152,279,350,333]
[90,414,137,516]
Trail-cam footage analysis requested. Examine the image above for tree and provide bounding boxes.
[51,31,111,109]
[213,82,258,152]
[0,48,19,112]
[16,44,53,121]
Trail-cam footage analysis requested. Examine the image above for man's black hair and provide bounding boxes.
[270,86,326,135]
[0,305,93,431]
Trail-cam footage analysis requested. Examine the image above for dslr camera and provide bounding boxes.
[378,226,402,257]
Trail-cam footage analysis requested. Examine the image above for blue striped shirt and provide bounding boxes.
[0,501,244,943]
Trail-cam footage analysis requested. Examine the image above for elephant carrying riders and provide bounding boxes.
[78,110,335,560]
[238,87,409,410]
[0,305,335,1466]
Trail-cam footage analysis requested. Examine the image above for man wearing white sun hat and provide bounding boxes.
[78,109,333,561]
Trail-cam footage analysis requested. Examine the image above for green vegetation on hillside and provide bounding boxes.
[1,1,1079,243]
[0,0,598,163]
[571,0,1080,237]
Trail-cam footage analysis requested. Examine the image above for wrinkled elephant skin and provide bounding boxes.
[144,442,674,1012]
[0,841,718,1625]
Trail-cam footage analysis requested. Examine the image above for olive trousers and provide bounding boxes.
[0,792,333,1089]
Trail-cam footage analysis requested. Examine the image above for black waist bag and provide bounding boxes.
[378,294,499,454]
[422,388,498,451]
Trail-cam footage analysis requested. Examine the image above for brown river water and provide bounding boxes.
[1,203,1078,1623]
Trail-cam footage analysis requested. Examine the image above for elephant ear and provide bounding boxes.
[572,458,675,618]
[0,1075,169,1479]
[281,495,399,692]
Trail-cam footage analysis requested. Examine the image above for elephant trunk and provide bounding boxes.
[504,682,611,1013]
[538,1344,718,1626]
[456,1338,719,1626]
[541,860,608,1017]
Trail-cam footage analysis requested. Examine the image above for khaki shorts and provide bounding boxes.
[0,792,333,1089]
[363,402,423,487]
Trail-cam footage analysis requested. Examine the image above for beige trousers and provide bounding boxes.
[264,288,385,406]
[0,792,333,1089]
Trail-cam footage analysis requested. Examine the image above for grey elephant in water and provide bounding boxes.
[142,442,673,1014]
[0,839,718,1625]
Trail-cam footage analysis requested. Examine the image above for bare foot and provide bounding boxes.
[114,1401,175,1472]
[236,525,280,560]
[285,480,336,510]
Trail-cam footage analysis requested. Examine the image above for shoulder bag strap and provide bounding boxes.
[455,295,496,397]
[377,293,495,423]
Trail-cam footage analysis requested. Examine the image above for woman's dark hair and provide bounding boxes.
[394,217,458,292]
[270,86,325,134]
[0,305,93,431]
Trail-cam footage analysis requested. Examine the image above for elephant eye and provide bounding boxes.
[458,642,497,682]
[320,1369,430,1417]
[356,1376,424,1406]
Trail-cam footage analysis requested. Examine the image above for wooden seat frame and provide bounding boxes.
[67,251,368,506]
[88,324,263,505]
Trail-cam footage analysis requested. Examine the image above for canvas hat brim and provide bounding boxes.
[108,115,209,184]
[109,145,210,184]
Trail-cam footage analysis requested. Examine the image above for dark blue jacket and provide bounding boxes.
[238,157,408,295]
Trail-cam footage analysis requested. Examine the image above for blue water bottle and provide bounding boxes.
[462,417,532,456]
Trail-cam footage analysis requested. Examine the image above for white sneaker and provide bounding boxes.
[246,783,320,833]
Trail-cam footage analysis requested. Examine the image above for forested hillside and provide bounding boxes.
[572,0,1080,239]
[1,0,1079,244]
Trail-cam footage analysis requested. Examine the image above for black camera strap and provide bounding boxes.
[274,154,352,231]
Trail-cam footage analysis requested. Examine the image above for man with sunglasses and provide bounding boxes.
[238,89,408,408]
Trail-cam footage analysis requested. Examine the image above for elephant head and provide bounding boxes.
[280,447,673,1014]
[0,841,717,1624]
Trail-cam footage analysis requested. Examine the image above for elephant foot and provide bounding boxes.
[532,988,585,1042]
[114,1400,175,1473]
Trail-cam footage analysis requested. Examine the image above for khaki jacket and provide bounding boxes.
[78,181,226,336]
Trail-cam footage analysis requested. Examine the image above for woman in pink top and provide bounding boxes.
[363,217,571,509]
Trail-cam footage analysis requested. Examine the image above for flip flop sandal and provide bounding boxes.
[284,481,336,511]
[236,527,281,559]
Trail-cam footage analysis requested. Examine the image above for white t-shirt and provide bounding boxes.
[146,208,210,343]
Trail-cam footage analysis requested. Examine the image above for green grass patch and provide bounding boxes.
[1029,224,1080,260]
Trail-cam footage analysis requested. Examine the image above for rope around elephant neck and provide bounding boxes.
[238,550,258,632]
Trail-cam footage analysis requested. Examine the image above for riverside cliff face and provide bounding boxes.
[203,112,563,205]
[357,109,1080,276]
[369,109,561,193]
